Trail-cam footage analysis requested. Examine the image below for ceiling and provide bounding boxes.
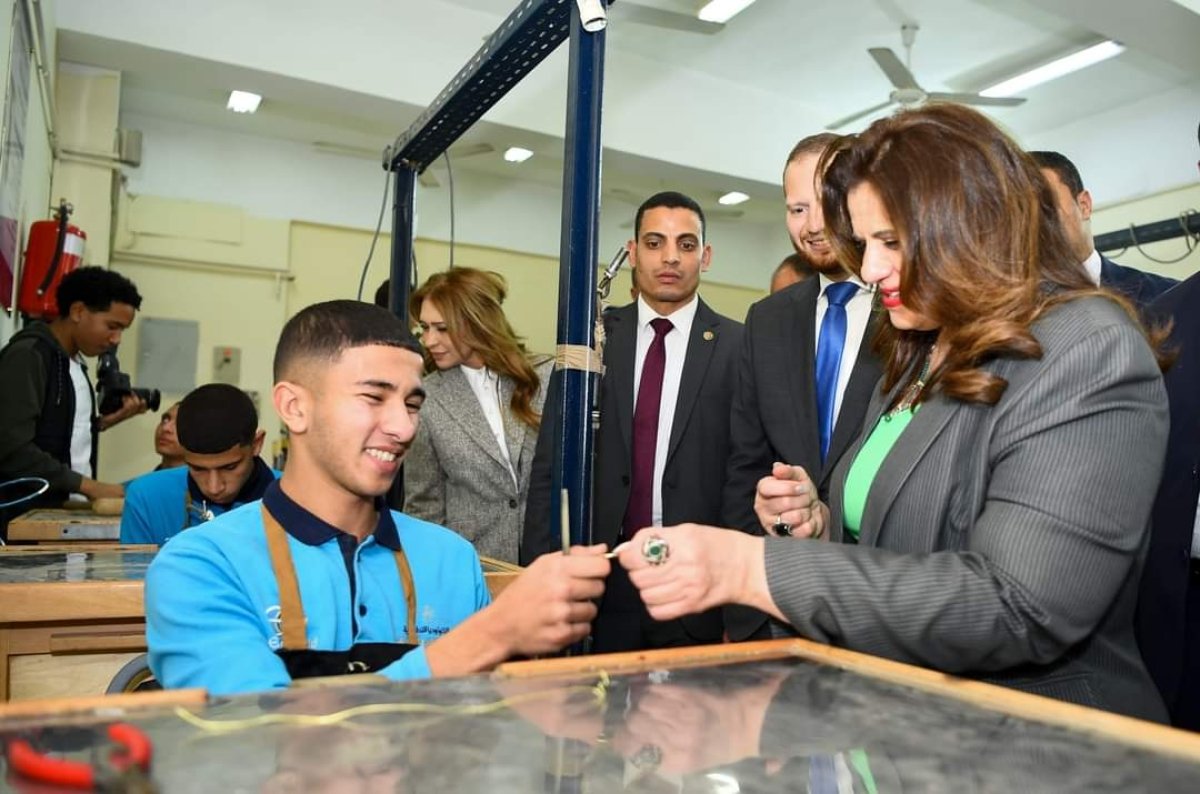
[54,0,1200,228]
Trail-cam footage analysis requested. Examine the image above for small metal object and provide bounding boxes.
[773,516,794,537]
[641,535,670,566]
[630,743,663,771]
[703,330,714,341]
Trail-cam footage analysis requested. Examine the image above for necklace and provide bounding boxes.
[885,344,936,420]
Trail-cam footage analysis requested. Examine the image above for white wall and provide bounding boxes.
[119,112,784,291]
[0,0,56,346]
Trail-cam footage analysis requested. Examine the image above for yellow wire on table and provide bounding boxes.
[173,672,611,735]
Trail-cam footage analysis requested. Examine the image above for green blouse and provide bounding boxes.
[842,406,919,541]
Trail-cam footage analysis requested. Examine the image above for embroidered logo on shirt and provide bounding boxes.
[265,605,283,650]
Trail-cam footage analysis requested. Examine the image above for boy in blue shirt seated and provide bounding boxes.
[121,384,278,546]
[146,299,609,694]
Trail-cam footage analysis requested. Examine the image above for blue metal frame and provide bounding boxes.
[385,0,610,552]
[551,3,605,548]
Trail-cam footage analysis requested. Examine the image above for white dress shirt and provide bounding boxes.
[1082,249,1102,285]
[460,364,516,487]
[813,274,872,426]
[633,294,698,526]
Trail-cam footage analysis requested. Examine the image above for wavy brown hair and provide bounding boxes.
[410,268,546,429]
[820,103,1166,407]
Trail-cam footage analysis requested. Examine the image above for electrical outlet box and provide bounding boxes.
[213,346,241,385]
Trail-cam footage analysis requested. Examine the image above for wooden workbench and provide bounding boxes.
[0,546,520,702]
[6,508,122,543]
[0,546,154,702]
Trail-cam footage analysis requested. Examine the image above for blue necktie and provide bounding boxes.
[815,281,859,463]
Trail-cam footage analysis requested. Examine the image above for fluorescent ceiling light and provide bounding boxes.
[698,0,757,24]
[226,90,262,113]
[980,41,1125,98]
[503,146,534,163]
[718,191,750,206]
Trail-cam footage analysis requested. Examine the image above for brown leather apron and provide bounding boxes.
[262,504,419,679]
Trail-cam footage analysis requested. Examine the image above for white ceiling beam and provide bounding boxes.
[1032,0,1200,74]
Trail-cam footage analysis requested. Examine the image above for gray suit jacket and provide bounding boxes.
[404,357,553,563]
[762,296,1169,721]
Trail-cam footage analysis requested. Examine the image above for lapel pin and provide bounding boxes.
[703,330,714,341]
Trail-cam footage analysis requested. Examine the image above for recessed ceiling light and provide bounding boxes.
[718,191,750,206]
[227,90,262,114]
[698,0,757,24]
[503,146,534,163]
[980,41,1125,98]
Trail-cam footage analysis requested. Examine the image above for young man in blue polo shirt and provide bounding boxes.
[121,384,278,546]
[146,300,609,694]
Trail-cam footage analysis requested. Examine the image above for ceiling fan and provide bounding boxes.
[827,23,1026,131]
[611,1,725,35]
[311,141,495,188]
[609,187,743,230]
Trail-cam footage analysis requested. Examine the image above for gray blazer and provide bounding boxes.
[404,357,553,563]
[762,296,1169,721]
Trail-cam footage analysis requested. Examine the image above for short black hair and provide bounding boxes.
[55,267,142,316]
[274,299,423,381]
[373,279,391,309]
[776,252,814,278]
[634,191,706,242]
[176,384,258,454]
[1029,150,1085,196]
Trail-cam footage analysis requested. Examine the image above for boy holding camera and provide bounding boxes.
[0,267,146,531]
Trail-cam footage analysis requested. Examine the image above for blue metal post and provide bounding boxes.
[387,165,417,510]
[552,3,606,550]
[389,166,417,322]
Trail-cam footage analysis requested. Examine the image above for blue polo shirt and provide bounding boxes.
[120,459,279,546]
[146,481,491,695]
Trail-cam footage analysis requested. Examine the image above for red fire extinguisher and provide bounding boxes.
[18,200,86,320]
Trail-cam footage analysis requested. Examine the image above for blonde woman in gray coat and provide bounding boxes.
[404,268,552,563]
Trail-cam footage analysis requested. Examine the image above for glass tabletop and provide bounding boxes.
[0,550,155,583]
[1,656,1195,792]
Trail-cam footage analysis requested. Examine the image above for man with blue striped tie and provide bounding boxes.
[724,133,883,643]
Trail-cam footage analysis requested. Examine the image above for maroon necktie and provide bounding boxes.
[623,318,673,540]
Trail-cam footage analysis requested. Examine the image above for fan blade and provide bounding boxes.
[447,142,495,158]
[618,5,725,35]
[826,100,896,131]
[926,92,1026,107]
[609,187,644,205]
[869,48,921,90]
[418,171,441,188]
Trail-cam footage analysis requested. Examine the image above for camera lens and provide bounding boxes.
[136,388,162,413]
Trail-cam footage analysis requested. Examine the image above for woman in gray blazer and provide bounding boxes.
[616,105,1171,722]
[404,268,552,563]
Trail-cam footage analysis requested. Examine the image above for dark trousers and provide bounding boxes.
[590,563,721,653]
[1174,563,1200,730]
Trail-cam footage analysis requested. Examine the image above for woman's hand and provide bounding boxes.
[754,462,829,540]
[617,524,764,622]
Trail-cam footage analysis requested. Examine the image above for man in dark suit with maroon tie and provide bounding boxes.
[522,191,743,651]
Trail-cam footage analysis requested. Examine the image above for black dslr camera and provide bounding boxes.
[96,348,161,416]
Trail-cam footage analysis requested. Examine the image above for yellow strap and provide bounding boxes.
[263,503,418,648]
[262,504,309,650]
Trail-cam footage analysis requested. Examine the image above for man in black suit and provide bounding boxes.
[723,134,883,642]
[1031,150,1177,308]
[522,191,743,652]
[1137,132,1200,727]
[1138,273,1200,729]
